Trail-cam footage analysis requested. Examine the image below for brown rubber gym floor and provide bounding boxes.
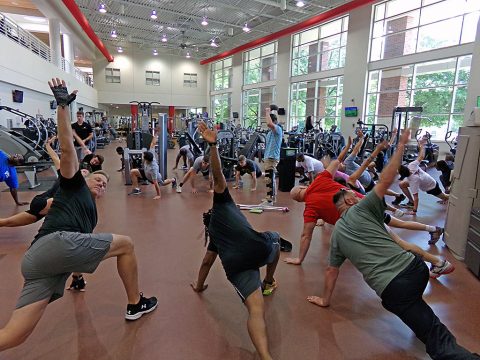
[0,142,479,360]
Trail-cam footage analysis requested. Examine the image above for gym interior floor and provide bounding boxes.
[0,142,479,360]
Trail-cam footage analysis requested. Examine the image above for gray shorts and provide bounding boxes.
[229,239,280,302]
[17,231,113,309]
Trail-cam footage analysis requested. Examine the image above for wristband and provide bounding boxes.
[209,142,217,146]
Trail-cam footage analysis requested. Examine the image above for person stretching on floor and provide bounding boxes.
[191,121,280,360]
[176,155,212,194]
[0,150,28,206]
[397,140,449,214]
[128,136,177,199]
[296,153,324,184]
[307,128,478,359]
[173,144,195,170]
[0,137,91,291]
[0,79,158,352]
[233,155,262,191]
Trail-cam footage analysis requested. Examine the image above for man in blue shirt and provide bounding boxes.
[0,150,28,206]
[264,106,283,202]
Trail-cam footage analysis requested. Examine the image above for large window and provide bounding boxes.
[211,57,233,91]
[243,42,277,85]
[371,0,480,61]
[291,16,348,76]
[105,68,120,83]
[145,70,160,86]
[242,86,275,128]
[211,93,231,123]
[366,55,471,140]
[290,77,343,130]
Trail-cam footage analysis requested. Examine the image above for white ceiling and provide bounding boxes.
[75,0,353,59]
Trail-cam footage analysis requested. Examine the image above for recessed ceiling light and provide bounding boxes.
[110,29,117,38]
[150,10,157,20]
[99,3,107,13]
[242,23,250,32]
[201,16,208,26]
[117,47,123,53]
[161,34,167,42]
[296,0,305,7]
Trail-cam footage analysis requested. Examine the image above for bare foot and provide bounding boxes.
[307,296,329,307]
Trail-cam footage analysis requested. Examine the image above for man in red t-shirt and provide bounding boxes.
[285,137,358,265]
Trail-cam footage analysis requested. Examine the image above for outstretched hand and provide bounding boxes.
[198,121,217,144]
[398,128,411,146]
[48,78,78,108]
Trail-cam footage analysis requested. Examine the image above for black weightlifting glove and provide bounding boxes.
[50,84,77,108]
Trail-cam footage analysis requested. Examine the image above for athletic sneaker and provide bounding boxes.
[428,227,444,245]
[125,293,158,320]
[392,194,406,206]
[67,275,86,291]
[128,188,142,195]
[394,209,405,218]
[172,177,177,189]
[400,201,414,209]
[262,280,277,296]
[176,186,182,193]
[430,260,455,278]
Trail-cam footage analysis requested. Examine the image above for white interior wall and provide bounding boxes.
[93,49,208,107]
[0,35,98,127]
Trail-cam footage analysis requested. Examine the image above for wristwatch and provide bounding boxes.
[209,142,217,146]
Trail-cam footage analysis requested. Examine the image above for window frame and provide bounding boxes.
[105,67,121,84]
[145,70,160,86]
[243,42,278,85]
[183,73,198,88]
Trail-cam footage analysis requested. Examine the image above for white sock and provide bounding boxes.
[426,225,436,232]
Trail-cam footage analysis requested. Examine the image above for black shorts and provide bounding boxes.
[426,181,442,196]
[139,169,149,181]
[384,213,392,225]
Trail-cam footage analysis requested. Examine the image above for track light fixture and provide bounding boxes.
[161,34,167,42]
[242,23,250,32]
[210,38,218,47]
[150,9,158,20]
[99,3,107,13]
[110,29,117,38]
[201,16,208,26]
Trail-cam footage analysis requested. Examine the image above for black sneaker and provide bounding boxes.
[400,201,414,209]
[125,293,158,320]
[67,275,86,291]
[392,194,406,206]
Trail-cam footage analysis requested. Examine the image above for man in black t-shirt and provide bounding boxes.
[191,121,280,360]
[80,153,104,173]
[233,155,262,191]
[72,111,93,161]
[0,79,157,351]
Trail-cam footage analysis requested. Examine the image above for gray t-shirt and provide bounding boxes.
[192,156,209,175]
[180,145,194,161]
[329,191,414,297]
[143,151,161,182]
[344,153,372,188]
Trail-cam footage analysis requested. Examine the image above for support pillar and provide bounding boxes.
[48,18,62,69]
[168,106,175,133]
[62,33,75,74]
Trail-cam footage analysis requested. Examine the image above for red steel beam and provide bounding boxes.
[200,0,375,65]
[61,0,114,62]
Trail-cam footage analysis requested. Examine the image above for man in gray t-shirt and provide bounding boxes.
[128,149,177,199]
[176,155,212,193]
[173,145,195,170]
[308,128,478,360]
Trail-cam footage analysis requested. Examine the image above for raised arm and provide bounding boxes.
[350,131,364,156]
[348,140,387,183]
[374,129,410,198]
[149,135,158,151]
[326,136,351,175]
[45,136,60,169]
[337,136,352,163]
[416,140,426,162]
[265,107,277,132]
[48,78,78,179]
[197,121,225,193]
